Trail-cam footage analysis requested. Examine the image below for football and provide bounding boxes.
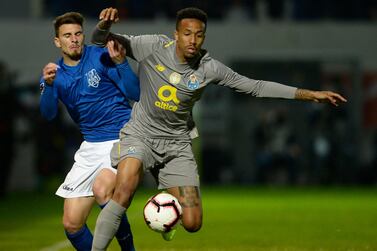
[143,192,182,233]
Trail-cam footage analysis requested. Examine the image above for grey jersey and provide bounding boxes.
[112,34,297,139]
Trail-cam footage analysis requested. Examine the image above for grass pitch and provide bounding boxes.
[0,187,376,251]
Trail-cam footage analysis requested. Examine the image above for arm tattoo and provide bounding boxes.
[295,89,313,101]
[178,186,200,208]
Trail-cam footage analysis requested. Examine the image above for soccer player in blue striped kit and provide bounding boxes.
[39,12,139,251]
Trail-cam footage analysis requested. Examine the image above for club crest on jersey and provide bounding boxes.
[187,74,199,90]
[169,72,181,85]
[86,69,101,88]
[127,146,136,154]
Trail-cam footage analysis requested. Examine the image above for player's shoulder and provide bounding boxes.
[85,45,107,55]
[83,45,112,67]
[159,35,174,48]
[139,34,173,49]
[200,53,230,79]
[200,51,219,69]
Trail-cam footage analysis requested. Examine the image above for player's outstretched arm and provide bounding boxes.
[91,7,119,46]
[295,89,347,106]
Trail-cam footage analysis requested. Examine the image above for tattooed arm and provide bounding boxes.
[295,89,347,106]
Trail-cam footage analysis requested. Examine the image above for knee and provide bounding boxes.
[181,214,202,233]
[182,220,202,232]
[112,181,134,203]
[62,216,84,234]
[93,181,113,204]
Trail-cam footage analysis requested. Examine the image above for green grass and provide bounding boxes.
[1,187,377,251]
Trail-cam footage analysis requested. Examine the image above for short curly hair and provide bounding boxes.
[176,7,208,31]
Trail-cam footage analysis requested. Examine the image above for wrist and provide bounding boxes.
[97,20,112,31]
[295,89,314,101]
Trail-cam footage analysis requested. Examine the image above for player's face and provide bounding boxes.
[175,18,206,62]
[54,24,84,61]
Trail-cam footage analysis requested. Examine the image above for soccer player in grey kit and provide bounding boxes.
[90,7,347,250]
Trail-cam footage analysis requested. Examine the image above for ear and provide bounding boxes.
[54,37,61,48]
[174,30,178,40]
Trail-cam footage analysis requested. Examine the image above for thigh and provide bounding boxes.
[56,140,116,198]
[111,134,154,170]
[63,197,96,226]
[113,157,144,208]
[157,141,199,189]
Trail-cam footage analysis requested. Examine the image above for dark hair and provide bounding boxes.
[176,7,208,31]
[53,12,84,37]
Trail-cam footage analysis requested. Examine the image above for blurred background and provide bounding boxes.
[1,0,377,197]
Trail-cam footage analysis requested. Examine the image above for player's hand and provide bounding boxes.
[107,39,126,64]
[311,90,347,106]
[42,62,59,85]
[99,7,119,23]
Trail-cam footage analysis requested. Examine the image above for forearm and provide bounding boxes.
[108,61,140,101]
[294,89,316,101]
[117,62,140,101]
[258,81,297,99]
[91,20,112,46]
[91,22,133,58]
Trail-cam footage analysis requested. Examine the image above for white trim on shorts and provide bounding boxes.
[55,139,118,198]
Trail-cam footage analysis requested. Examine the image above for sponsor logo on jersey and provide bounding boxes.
[86,69,101,88]
[187,74,199,90]
[156,64,166,72]
[62,185,74,191]
[155,85,180,112]
[169,72,181,85]
[39,82,45,94]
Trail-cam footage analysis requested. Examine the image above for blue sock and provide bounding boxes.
[100,203,135,251]
[65,224,93,251]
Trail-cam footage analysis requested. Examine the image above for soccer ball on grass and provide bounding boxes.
[143,192,182,233]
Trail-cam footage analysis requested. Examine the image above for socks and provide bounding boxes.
[92,200,126,251]
[99,202,135,251]
[65,224,93,251]
[115,213,135,251]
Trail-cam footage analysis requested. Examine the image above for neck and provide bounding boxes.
[63,56,80,66]
[175,47,186,63]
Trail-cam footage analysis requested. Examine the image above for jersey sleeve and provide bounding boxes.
[91,26,170,62]
[208,59,297,99]
[95,46,140,101]
[39,78,59,121]
[107,59,140,101]
[113,34,170,62]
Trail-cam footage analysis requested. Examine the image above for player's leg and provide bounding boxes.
[63,197,96,251]
[162,139,202,232]
[93,168,135,251]
[92,157,143,251]
[167,186,202,232]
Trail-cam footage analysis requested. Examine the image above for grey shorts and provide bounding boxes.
[110,134,200,189]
